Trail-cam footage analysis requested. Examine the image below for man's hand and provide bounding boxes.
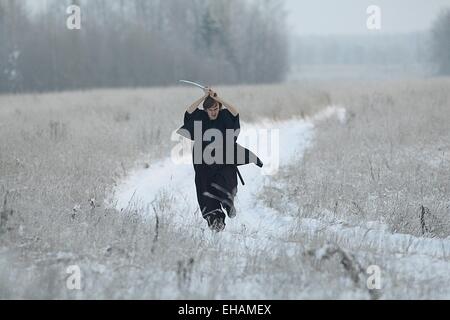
[211,93,239,117]
[203,87,218,98]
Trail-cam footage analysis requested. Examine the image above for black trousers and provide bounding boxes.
[194,164,238,219]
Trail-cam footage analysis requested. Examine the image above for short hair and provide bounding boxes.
[203,96,222,110]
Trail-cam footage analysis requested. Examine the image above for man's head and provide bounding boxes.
[203,96,222,120]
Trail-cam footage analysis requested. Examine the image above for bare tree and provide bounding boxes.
[431,8,450,75]
[0,0,29,92]
[0,0,290,93]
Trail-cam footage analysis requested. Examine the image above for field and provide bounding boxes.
[0,78,449,299]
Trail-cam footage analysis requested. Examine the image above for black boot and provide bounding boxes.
[222,203,236,219]
[204,210,226,233]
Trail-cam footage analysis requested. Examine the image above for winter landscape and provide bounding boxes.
[1,0,450,300]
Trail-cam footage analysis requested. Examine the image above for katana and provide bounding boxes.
[179,80,218,97]
[179,80,207,91]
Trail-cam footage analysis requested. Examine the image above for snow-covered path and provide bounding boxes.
[112,115,309,249]
[110,106,450,297]
[111,107,347,244]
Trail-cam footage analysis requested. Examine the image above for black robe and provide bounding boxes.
[176,108,263,218]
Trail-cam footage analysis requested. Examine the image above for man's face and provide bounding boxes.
[206,103,220,120]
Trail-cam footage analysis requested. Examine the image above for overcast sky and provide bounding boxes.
[284,0,450,35]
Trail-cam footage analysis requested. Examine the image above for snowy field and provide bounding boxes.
[111,107,345,251]
[1,79,449,299]
[110,104,450,299]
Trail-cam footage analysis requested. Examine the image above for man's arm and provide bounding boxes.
[187,92,209,114]
[213,94,239,117]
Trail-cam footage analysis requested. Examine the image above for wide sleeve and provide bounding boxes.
[176,108,202,141]
[223,109,240,132]
[184,108,202,124]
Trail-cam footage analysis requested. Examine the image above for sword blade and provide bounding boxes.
[179,80,207,90]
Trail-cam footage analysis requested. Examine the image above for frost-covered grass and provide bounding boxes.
[0,83,332,299]
[258,78,450,299]
[0,83,329,243]
[1,79,449,299]
[263,78,450,238]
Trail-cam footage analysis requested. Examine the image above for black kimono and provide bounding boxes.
[177,108,262,220]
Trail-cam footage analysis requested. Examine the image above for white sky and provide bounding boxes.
[284,0,450,35]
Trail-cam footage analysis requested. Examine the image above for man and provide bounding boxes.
[177,87,261,232]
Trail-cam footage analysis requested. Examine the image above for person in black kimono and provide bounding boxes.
[177,87,262,232]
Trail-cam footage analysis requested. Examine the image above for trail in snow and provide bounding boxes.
[111,109,321,245]
[110,106,450,271]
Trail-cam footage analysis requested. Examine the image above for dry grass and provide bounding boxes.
[0,84,329,246]
[1,79,449,299]
[0,83,334,299]
[262,78,450,238]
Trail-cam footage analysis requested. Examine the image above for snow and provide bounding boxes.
[110,105,450,298]
[112,110,318,245]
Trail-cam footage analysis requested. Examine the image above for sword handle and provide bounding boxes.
[205,86,218,98]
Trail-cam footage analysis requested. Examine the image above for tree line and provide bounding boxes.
[431,8,450,75]
[0,0,289,93]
